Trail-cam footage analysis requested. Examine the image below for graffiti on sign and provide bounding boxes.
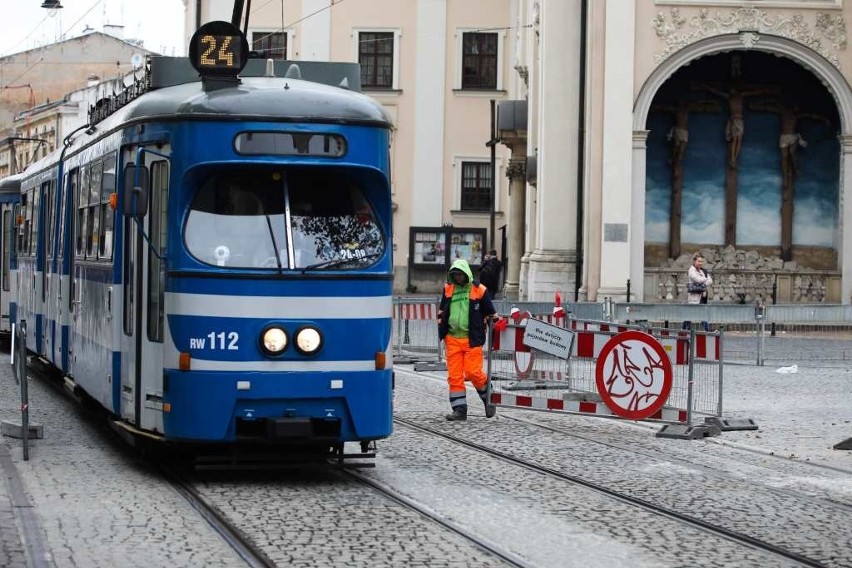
[594,331,674,420]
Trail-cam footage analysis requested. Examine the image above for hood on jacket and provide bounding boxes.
[447,258,474,284]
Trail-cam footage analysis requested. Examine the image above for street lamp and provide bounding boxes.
[41,0,63,9]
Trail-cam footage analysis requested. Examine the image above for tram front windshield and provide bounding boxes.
[185,169,384,270]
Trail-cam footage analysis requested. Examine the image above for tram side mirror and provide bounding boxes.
[122,165,150,216]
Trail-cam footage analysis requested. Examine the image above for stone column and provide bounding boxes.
[630,131,649,302]
[596,0,635,301]
[527,0,582,301]
[503,158,527,299]
[840,135,852,304]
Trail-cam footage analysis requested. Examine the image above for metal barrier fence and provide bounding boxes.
[390,297,723,425]
[488,313,722,425]
[392,296,443,364]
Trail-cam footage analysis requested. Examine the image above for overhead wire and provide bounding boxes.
[249,0,346,51]
[1,0,104,87]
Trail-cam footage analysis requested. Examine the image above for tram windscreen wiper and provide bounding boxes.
[263,210,283,271]
[302,252,382,272]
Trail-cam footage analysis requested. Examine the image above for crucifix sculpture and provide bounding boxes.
[693,79,780,246]
[751,95,832,260]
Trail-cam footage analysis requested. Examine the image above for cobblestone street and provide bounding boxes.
[0,340,849,567]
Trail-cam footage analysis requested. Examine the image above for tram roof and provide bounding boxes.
[90,57,393,131]
[0,173,22,195]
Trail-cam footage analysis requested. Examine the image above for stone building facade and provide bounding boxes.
[0,32,154,177]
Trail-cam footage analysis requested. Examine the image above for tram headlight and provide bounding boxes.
[295,326,323,355]
[260,326,288,355]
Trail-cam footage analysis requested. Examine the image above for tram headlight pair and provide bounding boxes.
[260,325,323,356]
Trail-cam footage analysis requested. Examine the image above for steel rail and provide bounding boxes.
[341,467,531,568]
[395,415,827,568]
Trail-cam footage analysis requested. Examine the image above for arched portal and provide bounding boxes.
[632,34,852,303]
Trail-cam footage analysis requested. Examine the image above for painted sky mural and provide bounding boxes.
[646,52,839,250]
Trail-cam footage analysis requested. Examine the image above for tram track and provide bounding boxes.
[393,415,831,568]
[395,371,852,478]
[159,465,278,568]
[501,412,852,511]
[340,468,530,568]
[25,357,276,568]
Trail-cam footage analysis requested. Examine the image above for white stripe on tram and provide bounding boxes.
[166,293,392,319]
[183,359,380,372]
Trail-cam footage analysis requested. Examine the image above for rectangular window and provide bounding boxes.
[462,32,498,90]
[30,187,40,257]
[123,215,133,337]
[45,181,55,258]
[359,32,394,89]
[2,211,10,291]
[76,165,89,257]
[87,160,102,258]
[147,160,168,342]
[100,155,116,258]
[460,161,492,211]
[251,31,287,59]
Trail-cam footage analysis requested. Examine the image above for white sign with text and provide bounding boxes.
[522,318,574,360]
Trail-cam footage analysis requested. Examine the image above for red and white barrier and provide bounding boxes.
[491,392,688,423]
[393,302,437,321]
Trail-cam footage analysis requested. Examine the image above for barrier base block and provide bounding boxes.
[656,423,721,440]
[834,437,852,450]
[1,420,44,439]
[413,362,447,372]
[704,416,759,431]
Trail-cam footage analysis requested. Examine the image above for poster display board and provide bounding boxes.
[409,227,486,269]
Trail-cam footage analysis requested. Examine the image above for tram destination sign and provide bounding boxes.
[522,318,574,360]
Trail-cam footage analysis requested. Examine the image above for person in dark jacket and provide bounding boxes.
[478,249,503,299]
[437,259,499,421]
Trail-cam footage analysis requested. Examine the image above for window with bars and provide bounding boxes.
[462,32,498,90]
[359,32,394,89]
[251,31,287,59]
[460,161,492,211]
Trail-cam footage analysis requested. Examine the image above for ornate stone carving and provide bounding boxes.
[652,7,847,67]
[506,158,526,179]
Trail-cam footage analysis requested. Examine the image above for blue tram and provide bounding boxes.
[7,21,394,458]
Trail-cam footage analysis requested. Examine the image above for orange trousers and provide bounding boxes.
[444,335,487,395]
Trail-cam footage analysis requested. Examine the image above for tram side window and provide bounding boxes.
[76,165,90,258]
[30,188,40,257]
[2,211,10,291]
[14,201,27,255]
[17,195,27,255]
[87,160,102,258]
[100,154,116,259]
[59,171,75,263]
[148,160,168,342]
[45,180,55,259]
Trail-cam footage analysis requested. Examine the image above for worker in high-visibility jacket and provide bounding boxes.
[437,258,499,421]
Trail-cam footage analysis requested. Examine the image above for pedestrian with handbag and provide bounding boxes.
[683,253,712,331]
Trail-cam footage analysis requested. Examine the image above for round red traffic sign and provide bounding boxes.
[595,331,673,420]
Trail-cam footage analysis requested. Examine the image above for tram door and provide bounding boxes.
[121,153,168,432]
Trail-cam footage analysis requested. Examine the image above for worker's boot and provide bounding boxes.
[478,388,497,418]
[445,406,467,421]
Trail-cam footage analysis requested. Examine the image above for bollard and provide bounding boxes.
[19,321,29,461]
[754,303,765,366]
